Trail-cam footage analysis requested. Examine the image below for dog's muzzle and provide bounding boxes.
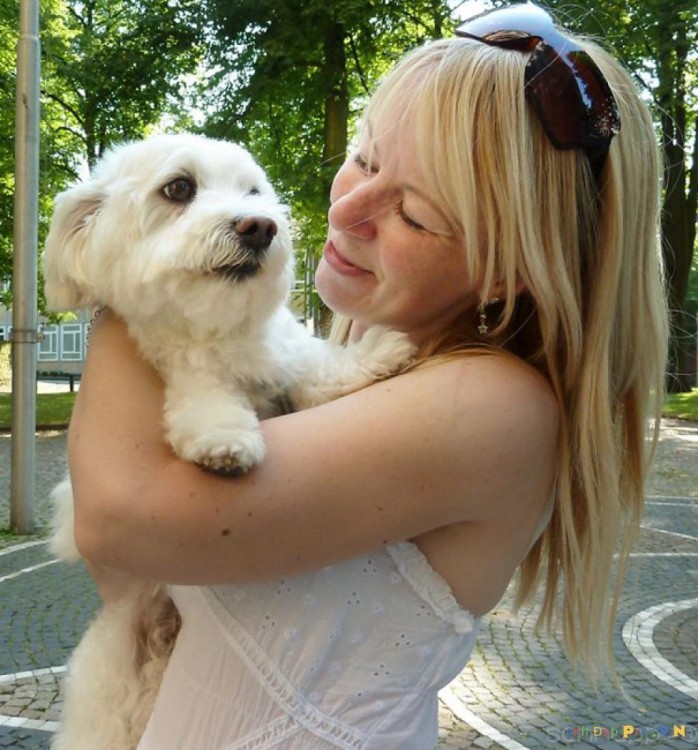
[213,216,279,281]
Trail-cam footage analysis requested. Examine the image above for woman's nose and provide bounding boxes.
[328,190,377,240]
[328,165,388,240]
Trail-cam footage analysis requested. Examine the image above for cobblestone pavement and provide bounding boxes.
[0,419,696,748]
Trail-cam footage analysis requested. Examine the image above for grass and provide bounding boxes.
[0,391,77,429]
[663,388,698,421]
[0,387,696,431]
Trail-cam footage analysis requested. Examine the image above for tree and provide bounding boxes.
[540,0,698,391]
[43,0,206,170]
[0,0,206,310]
[0,0,18,289]
[0,0,78,308]
[200,0,454,326]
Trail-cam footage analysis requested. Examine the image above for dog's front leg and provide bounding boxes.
[290,326,417,410]
[164,370,265,476]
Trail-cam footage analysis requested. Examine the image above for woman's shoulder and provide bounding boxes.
[391,350,559,508]
[399,350,558,440]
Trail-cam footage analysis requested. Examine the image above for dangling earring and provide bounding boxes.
[477,297,500,336]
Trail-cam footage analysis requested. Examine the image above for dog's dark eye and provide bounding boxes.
[163,177,196,203]
[248,187,261,196]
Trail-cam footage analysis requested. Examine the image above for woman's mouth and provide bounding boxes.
[322,240,371,276]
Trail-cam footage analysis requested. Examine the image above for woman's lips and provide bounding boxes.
[323,240,370,276]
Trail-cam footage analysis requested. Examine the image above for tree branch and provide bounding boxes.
[50,125,88,149]
[41,89,84,129]
[348,32,369,96]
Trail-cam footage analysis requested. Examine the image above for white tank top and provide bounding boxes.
[136,542,479,750]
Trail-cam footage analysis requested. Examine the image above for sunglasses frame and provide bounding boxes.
[455,3,621,178]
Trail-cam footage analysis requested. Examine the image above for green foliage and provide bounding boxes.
[1,0,208,311]
[1,0,696,383]
[1,0,93,303]
[539,0,698,391]
[0,0,20,286]
[43,0,207,168]
[201,0,454,268]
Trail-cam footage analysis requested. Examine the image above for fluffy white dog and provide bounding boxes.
[43,133,414,750]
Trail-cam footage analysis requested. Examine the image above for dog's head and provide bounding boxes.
[42,134,294,325]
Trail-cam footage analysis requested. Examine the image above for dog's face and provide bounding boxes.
[43,134,294,326]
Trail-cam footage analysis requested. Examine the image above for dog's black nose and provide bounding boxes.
[234,217,278,253]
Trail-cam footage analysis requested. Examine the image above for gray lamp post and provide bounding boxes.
[10,0,41,534]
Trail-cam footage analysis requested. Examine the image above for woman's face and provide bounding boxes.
[315,117,478,343]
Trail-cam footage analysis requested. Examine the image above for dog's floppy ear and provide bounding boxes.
[42,182,105,311]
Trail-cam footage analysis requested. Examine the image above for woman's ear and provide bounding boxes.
[482,276,528,304]
[513,277,528,296]
[42,182,104,311]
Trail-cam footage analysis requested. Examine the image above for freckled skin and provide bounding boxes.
[314,121,478,346]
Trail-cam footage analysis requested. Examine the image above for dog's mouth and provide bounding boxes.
[211,259,263,281]
[207,216,279,282]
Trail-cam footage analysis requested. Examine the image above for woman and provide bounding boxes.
[69,4,668,748]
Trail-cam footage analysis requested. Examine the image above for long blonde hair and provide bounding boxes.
[329,35,668,677]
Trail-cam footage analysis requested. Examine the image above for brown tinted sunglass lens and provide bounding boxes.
[525,48,587,149]
[566,51,621,141]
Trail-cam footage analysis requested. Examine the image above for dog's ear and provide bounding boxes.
[42,182,104,311]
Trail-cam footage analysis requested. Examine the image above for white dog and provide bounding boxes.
[43,133,414,750]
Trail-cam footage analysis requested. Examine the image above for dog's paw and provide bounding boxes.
[166,393,266,476]
[288,327,418,410]
[351,326,417,375]
[177,428,266,476]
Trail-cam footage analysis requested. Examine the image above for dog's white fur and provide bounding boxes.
[44,133,414,750]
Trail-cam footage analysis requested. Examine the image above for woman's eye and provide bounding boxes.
[353,153,376,174]
[396,203,425,231]
[162,177,196,203]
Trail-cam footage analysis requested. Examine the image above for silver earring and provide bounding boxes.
[477,297,500,336]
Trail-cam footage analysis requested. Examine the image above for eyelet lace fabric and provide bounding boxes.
[136,543,479,750]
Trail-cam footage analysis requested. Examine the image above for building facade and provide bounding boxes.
[0,301,88,377]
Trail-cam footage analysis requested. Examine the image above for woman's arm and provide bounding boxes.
[83,560,142,604]
[70,311,557,584]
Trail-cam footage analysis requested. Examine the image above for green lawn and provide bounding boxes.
[0,392,77,429]
[663,388,698,421]
[0,388,697,431]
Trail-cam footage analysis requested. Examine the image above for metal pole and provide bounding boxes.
[10,0,41,534]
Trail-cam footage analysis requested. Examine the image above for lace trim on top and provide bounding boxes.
[202,588,367,750]
[224,715,303,750]
[386,542,477,635]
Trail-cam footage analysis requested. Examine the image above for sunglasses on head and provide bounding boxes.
[455,2,621,181]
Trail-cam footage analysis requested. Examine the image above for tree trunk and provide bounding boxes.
[657,12,695,393]
[321,21,349,198]
[317,21,350,335]
[662,186,694,394]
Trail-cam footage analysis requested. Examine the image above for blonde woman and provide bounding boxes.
[69,4,668,748]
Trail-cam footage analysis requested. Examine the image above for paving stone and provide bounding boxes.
[0,726,49,749]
